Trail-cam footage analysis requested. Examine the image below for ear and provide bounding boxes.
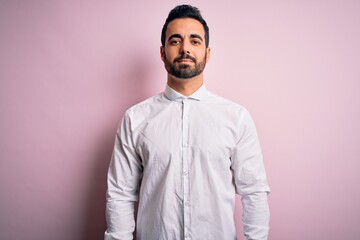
[160,46,165,62]
[206,47,211,62]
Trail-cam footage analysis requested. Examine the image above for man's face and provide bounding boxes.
[161,18,210,79]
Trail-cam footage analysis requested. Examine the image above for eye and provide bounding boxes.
[169,39,181,45]
[191,40,201,45]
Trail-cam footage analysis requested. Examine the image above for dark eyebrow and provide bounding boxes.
[190,34,203,42]
[168,34,182,42]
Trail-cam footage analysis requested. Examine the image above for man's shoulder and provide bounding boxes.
[124,92,165,117]
[207,91,248,112]
[206,91,257,127]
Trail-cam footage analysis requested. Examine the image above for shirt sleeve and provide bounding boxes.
[105,112,142,240]
[230,109,270,240]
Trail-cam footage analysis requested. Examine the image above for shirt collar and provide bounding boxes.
[164,84,208,102]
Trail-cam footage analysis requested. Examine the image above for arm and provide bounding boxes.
[231,110,270,240]
[105,112,142,240]
[241,192,270,240]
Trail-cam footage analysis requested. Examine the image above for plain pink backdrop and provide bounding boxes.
[1,1,360,239]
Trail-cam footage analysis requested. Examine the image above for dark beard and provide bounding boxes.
[164,53,207,79]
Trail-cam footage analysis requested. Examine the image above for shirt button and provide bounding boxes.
[185,234,190,239]
[185,201,191,207]
[183,170,189,176]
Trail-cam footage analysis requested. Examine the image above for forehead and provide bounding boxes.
[166,18,205,38]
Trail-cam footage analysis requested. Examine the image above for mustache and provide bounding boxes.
[174,54,196,63]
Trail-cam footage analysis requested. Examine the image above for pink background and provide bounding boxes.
[1,1,360,239]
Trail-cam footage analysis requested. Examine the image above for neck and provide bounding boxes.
[167,74,204,96]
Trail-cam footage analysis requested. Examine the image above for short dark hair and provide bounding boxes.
[161,5,210,48]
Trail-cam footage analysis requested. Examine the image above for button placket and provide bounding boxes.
[182,99,191,239]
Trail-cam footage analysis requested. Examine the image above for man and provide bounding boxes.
[105,5,270,240]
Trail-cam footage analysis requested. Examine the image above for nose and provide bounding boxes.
[180,41,190,55]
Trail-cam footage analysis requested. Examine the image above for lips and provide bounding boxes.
[177,59,193,63]
[174,54,196,63]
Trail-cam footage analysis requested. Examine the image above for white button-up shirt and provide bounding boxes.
[105,85,270,240]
